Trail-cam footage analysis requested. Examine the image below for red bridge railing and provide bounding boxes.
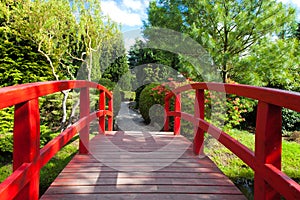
[164,82,300,200]
[0,81,113,200]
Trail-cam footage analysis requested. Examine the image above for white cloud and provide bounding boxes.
[123,0,143,10]
[101,0,151,29]
[278,0,300,20]
[279,0,300,8]
[101,1,143,26]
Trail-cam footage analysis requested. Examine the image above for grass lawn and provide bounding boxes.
[0,139,78,197]
[204,128,300,199]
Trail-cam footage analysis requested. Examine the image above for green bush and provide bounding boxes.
[0,134,13,153]
[0,107,14,153]
[98,78,116,91]
[119,91,135,101]
[139,83,167,124]
[282,108,300,132]
[113,86,121,116]
[98,78,121,116]
[204,91,256,130]
[134,85,147,109]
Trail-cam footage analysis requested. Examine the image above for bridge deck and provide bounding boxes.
[41,131,246,200]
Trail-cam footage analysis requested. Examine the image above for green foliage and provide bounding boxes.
[139,83,166,124]
[205,91,256,129]
[233,38,300,132]
[0,134,13,154]
[0,107,14,153]
[205,128,300,198]
[121,91,135,101]
[282,108,300,132]
[39,140,78,195]
[134,85,147,109]
[98,78,121,117]
[102,55,129,83]
[146,0,297,82]
[98,78,116,91]
[233,38,300,92]
[128,40,180,85]
[118,72,133,91]
[113,86,122,117]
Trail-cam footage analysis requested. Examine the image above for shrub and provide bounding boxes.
[98,78,121,116]
[112,86,121,116]
[134,85,147,109]
[205,91,256,130]
[138,79,256,133]
[282,108,300,132]
[98,78,116,91]
[139,83,167,124]
[0,107,14,153]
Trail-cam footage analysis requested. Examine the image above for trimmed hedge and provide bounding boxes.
[139,83,166,124]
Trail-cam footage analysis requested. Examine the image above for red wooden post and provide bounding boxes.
[193,89,205,155]
[164,97,170,131]
[79,87,90,154]
[107,95,113,131]
[254,101,282,200]
[99,90,106,134]
[13,98,40,200]
[174,93,181,135]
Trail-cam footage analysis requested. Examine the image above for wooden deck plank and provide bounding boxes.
[41,131,246,200]
[41,194,246,200]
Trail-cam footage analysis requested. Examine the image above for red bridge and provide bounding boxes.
[0,81,299,199]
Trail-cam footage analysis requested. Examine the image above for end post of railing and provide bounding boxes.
[193,89,205,155]
[174,93,181,135]
[107,94,113,131]
[99,90,106,134]
[79,87,90,154]
[254,101,282,200]
[13,98,40,200]
[164,96,170,131]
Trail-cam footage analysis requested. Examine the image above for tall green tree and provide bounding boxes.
[146,0,297,82]
[233,38,300,91]
[0,0,54,86]
[71,0,120,81]
[1,0,123,131]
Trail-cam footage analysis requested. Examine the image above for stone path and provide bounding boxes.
[115,101,162,132]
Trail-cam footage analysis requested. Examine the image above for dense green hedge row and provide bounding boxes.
[138,82,299,134]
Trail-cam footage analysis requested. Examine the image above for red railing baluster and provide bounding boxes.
[107,94,113,131]
[0,81,114,199]
[163,82,300,199]
[13,98,40,200]
[193,89,205,155]
[99,90,106,134]
[254,101,282,200]
[174,93,181,135]
[164,96,170,131]
[79,87,90,154]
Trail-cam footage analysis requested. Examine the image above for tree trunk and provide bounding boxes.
[222,65,227,83]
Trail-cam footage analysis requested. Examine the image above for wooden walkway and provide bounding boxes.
[41,131,246,200]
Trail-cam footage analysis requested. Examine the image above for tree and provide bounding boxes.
[0,1,54,86]
[233,38,300,92]
[3,0,121,130]
[146,0,297,82]
[128,39,181,86]
[71,0,120,82]
[98,32,129,83]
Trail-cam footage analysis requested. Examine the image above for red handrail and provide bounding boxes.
[0,81,113,200]
[164,82,300,200]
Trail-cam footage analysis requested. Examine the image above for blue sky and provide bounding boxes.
[101,0,150,32]
[101,0,300,33]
